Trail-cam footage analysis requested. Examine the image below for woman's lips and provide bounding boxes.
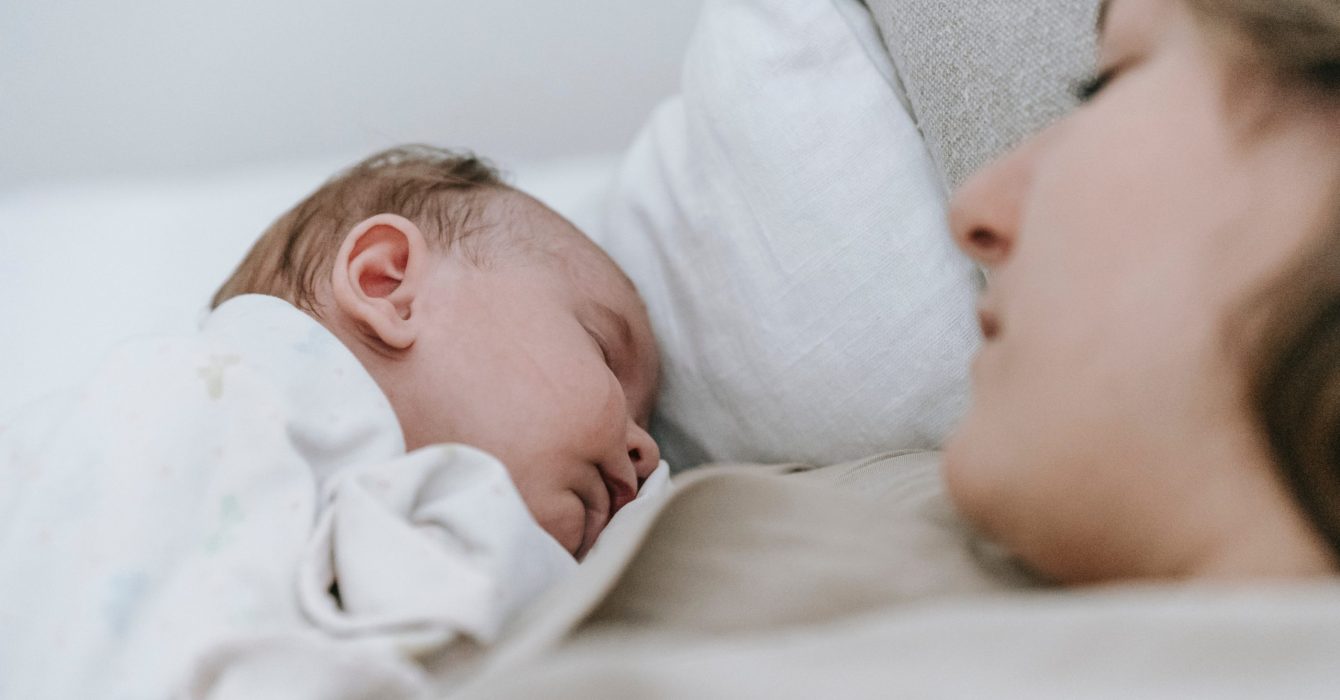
[977,306,1001,340]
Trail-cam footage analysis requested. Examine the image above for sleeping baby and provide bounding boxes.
[0,145,666,698]
[213,144,665,559]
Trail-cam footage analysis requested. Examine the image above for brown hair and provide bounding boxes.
[1187,0,1340,93]
[211,145,508,313]
[1185,0,1340,559]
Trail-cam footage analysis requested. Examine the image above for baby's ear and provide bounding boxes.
[330,213,428,350]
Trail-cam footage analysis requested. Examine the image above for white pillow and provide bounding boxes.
[592,0,980,468]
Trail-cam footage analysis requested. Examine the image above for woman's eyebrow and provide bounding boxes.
[1096,0,1112,34]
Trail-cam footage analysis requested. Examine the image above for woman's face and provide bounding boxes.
[944,0,1340,581]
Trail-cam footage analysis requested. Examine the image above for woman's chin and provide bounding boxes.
[941,414,1007,534]
[941,423,977,504]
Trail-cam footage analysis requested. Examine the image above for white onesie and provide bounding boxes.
[0,294,580,698]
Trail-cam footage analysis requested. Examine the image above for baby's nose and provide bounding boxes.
[627,422,660,484]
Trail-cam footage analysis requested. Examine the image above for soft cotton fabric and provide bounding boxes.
[455,452,1340,699]
[593,0,979,469]
[0,294,575,699]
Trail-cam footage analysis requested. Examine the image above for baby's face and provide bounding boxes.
[395,200,661,558]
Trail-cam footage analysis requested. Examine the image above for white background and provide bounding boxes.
[0,0,703,189]
[0,1,702,419]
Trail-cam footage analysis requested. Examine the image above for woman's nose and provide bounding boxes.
[627,421,661,482]
[948,135,1041,269]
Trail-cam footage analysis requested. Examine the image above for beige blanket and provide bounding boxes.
[445,452,1340,698]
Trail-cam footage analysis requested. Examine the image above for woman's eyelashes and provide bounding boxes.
[1073,67,1117,103]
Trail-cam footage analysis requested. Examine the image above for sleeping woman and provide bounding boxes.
[457,0,1340,693]
[944,0,1340,583]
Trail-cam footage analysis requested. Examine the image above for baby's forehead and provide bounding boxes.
[497,195,636,298]
[487,189,652,343]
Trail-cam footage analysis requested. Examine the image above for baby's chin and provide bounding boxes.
[573,507,611,561]
[535,509,587,560]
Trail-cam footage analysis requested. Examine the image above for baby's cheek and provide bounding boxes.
[573,371,631,446]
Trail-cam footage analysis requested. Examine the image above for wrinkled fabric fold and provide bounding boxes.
[298,445,577,646]
[0,294,575,699]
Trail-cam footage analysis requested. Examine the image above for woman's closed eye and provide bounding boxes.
[1074,53,1143,104]
[1074,67,1118,103]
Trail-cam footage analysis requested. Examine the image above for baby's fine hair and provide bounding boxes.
[211,145,509,313]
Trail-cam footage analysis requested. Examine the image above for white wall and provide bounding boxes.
[0,0,702,188]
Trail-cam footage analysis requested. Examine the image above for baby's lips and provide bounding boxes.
[599,465,638,514]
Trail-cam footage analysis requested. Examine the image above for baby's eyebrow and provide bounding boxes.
[586,300,635,359]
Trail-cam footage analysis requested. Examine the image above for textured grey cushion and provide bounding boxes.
[866,0,1101,190]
